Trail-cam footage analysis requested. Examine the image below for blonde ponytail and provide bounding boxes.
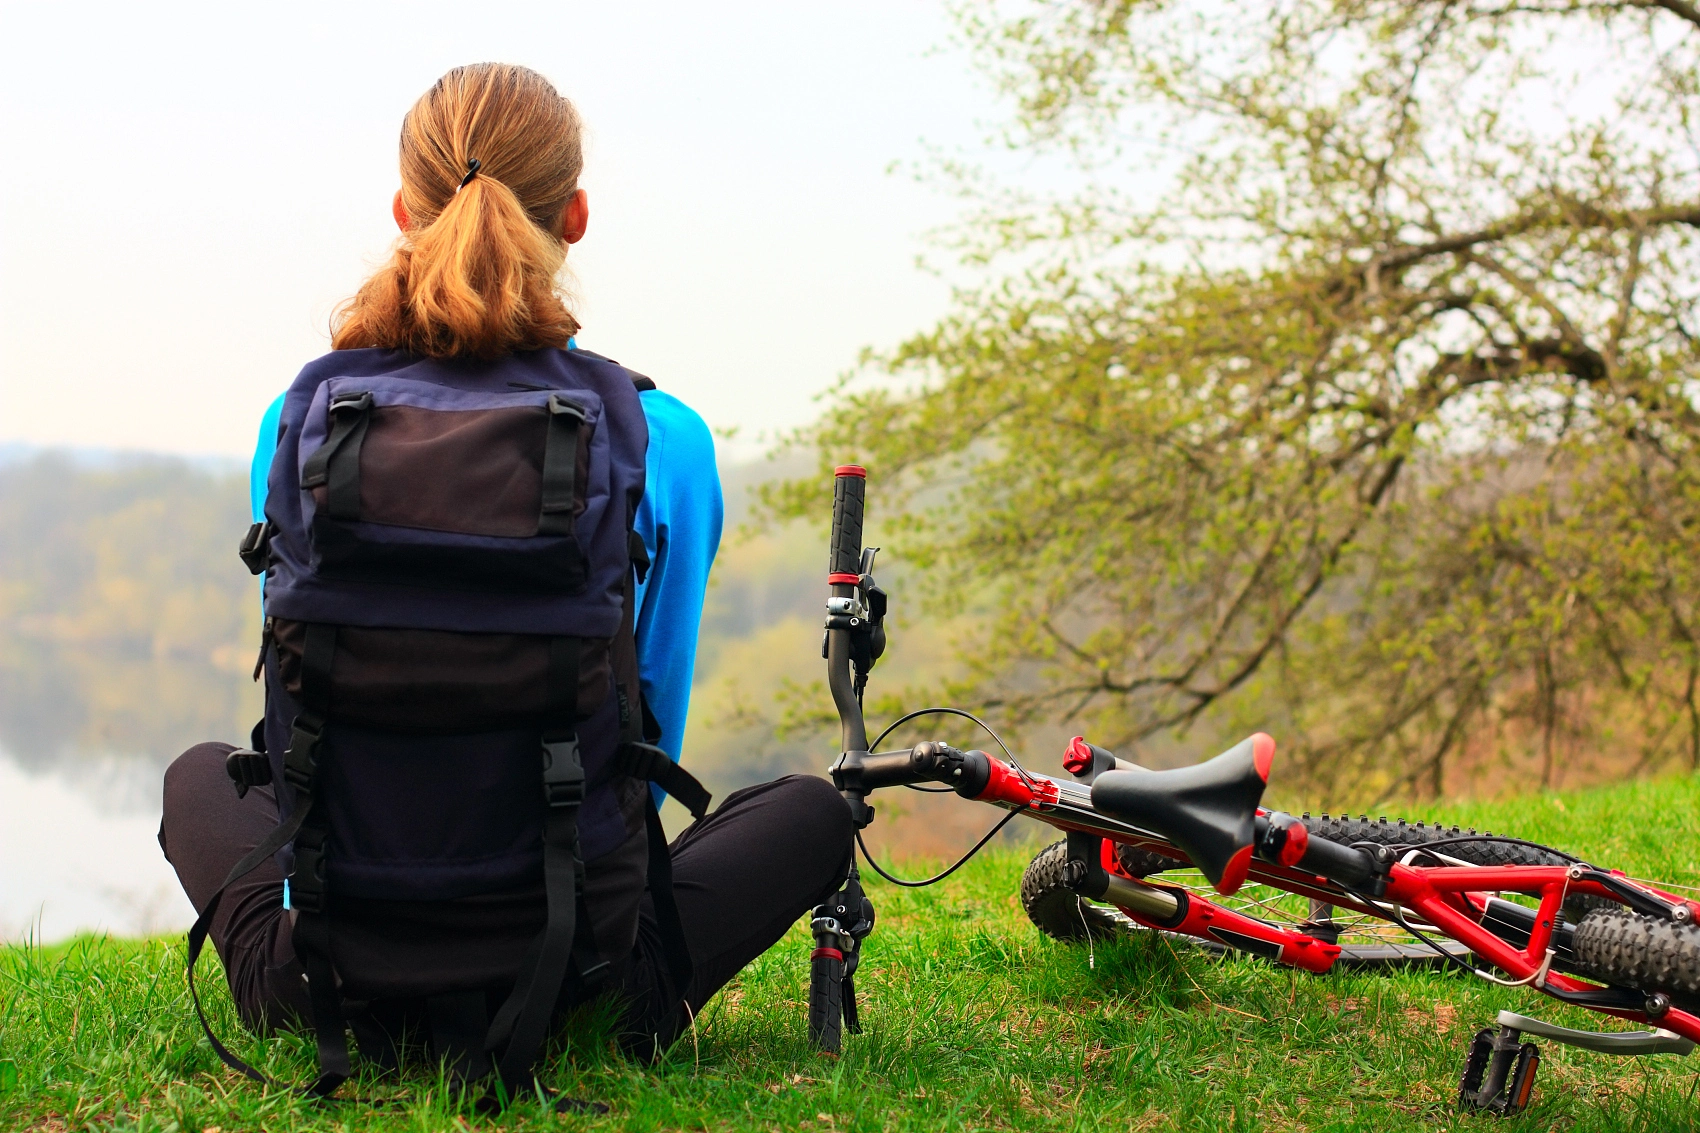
[333,64,584,359]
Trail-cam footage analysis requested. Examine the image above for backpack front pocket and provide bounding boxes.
[300,385,598,593]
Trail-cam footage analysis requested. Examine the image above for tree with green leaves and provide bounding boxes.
[769,0,1700,802]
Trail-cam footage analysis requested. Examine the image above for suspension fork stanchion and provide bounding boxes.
[813,465,876,1051]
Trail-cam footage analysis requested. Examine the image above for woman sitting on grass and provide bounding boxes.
[157,61,851,1099]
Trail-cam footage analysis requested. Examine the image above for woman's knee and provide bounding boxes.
[762,774,854,888]
[773,774,853,840]
[160,743,236,853]
[163,741,236,799]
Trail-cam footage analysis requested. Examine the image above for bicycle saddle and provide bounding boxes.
[1089,733,1274,895]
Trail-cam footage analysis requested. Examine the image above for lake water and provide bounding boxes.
[0,750,195,942]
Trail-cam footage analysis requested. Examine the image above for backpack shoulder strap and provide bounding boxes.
[569,347,657,392]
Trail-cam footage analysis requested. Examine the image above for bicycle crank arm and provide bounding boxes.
[1494,1010,1695,1057]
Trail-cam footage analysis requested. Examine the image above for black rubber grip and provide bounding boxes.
[1295,835,1378,891]
[829,468,866,577]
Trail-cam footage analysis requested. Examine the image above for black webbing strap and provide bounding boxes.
[486,733,584,1090]
[185,645,348,1099]
[643,798,694,997]
[300,391,374,521]
[617,743,711,821]
[538,394,587,537]
[545,636,579,722]
[291,899,352,1094]
[185,791,318,1088]
[484,638,585,1092]
[549,636,608,983]
[627,530,650,585]
[285,622,351,1095]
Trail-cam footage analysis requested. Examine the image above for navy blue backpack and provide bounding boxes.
[190,346,709,1096]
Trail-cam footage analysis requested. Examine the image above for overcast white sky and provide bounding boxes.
[0,1,995,460]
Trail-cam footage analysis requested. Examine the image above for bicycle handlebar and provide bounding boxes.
[854,744,994,795]
[826,466,872,817]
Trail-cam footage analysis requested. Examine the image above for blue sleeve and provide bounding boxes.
[633,390,724,777]
[252,392,286,522]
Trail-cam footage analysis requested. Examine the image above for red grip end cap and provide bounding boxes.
[835,465,867,478]
[827,572,861,585]
[1277,820,1309,867]
[1218,844,1254,896]
[1063,736,1092,775]
[1251,733,1275,782]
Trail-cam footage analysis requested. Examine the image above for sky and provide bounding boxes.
[0,1,996,461]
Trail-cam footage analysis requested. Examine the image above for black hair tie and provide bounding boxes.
[456,158,482,192]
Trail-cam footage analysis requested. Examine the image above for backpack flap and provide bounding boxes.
[298,379,602,594]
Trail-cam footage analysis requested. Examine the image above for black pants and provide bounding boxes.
[160,742,852,1056]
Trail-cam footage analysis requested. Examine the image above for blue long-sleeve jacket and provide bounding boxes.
[249,360,723,782]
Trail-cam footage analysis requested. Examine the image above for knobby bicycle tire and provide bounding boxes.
[1022,839,1139,943]
[1571,908,1700,1007]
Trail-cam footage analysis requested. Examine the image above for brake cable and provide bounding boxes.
[856,809,1022,888]
[870,706,1042,795]
[857,707,1031,885]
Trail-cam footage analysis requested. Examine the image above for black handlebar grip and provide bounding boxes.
[829,466,867,578]
[1295,835,1379,891]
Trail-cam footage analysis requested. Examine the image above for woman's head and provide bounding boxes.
[333,63,587,359]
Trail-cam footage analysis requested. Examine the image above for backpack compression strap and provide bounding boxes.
[184,625,349,1098]
[483,638,593,1091]
[282,624,356,1095]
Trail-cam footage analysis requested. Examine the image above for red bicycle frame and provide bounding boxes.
[958,747,1700,1044]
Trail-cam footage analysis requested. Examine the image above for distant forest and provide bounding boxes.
[0,453,260,776]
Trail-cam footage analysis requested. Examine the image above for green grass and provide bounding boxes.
[5,776,1700,1132]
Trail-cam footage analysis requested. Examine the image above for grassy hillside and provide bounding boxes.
[4,775,1697,1131]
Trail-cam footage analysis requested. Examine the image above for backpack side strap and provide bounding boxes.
[615,743,711,822]
[187,620,351,1099]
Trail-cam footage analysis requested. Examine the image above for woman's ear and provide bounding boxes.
[392,190,410,233]
[562,189,589,245]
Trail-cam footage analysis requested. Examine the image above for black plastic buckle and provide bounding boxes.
[542,736,584,809]
[547,393,587,423]
[283,717,325,793]
[224,747,271,799]
[330,390,374,416]
[289,829,329,913]
[238,521,272,575]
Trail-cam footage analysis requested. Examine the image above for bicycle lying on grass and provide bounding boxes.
[806,465,1700,1117]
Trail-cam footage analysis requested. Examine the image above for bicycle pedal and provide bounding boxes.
[1457,1024,1539,1116]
